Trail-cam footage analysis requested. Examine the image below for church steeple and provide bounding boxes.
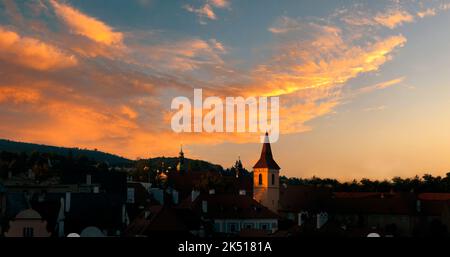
[252,132,280,213]
[253,132,280,169]
[176,145,186,173]
[179,145,184,158]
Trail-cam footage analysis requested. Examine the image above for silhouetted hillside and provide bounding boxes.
[0,139,131,165]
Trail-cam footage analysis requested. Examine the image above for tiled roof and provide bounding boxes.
[418,193,450,216]
[333,192,382,199]
[279,185,332,212]
[330,193,417,215]
[418,193,450,201]
[188,193,279,220]
[125,205,194,236]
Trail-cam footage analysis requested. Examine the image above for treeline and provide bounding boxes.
[281,173,450,192]
[4,148,450,193]
[0,150,112,181]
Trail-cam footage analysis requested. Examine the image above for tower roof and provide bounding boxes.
[253,132,280,170]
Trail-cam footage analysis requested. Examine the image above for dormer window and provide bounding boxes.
[258,173,262,185]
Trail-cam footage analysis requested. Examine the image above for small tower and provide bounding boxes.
[253,132,280,213]
[176,145,186,173]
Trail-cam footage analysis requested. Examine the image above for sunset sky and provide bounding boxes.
[1,0,450,180]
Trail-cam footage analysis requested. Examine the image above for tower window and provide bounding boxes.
[258,173,262,185]
[271,174,275,185]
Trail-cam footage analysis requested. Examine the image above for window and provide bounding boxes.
[214,223,220,232]
[23,227,34,237]
[127,188,135,203]
[258,174,262,185]
[261,223,269,230]
[271,174,275,185]
[228,223,238,233]
[244,223,254,229]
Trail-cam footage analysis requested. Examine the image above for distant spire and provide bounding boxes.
[253,132,280,169]
[177,144,186,173]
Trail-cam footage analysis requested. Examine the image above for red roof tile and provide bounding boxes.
[418,193,450,201]
[187,193,279,220]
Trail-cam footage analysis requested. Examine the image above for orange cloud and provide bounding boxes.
[0,27,77,70]
[417,8,436,18]
[184,0,231,24]
[247,32,406,98]
[209,0,230,8]
[0,86,41,104]
[235,19,407,136]
[120,105,138,119]
[50,0,123,46]
[374,10,414,29]
[339,7,416,29]
[136,38,226,71]
[0,1,413,161]
[358,77,405,94]
[280,100,340,134]
[184,4,216,21]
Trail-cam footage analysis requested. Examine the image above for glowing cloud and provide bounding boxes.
[184,0,231,24]
[0,86,41,104]
[0,27,77,70]
[358,77,405,94]
[417,8,436,18]
[374,10,414,29]
[184,4,217,21]
[209,0,230,8]
[136,38,226,71]
[49,0,123,46]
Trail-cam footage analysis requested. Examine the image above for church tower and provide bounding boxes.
[176,145,186,173]
[253,132,280,213]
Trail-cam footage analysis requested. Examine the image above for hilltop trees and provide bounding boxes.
[281,173,450,192]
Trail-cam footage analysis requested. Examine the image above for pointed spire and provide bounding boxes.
[177,144,186,173]
[253,132,280,169]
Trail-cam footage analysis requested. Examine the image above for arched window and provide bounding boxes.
[258,173,263,185]
[271,174,275,185]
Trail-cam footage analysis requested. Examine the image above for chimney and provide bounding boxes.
[65,192,71,212]
[239,190,246,196]
[208,189,215,195]
[202,200,208,213]
[86,174,92,185]
[191,190,200,202]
